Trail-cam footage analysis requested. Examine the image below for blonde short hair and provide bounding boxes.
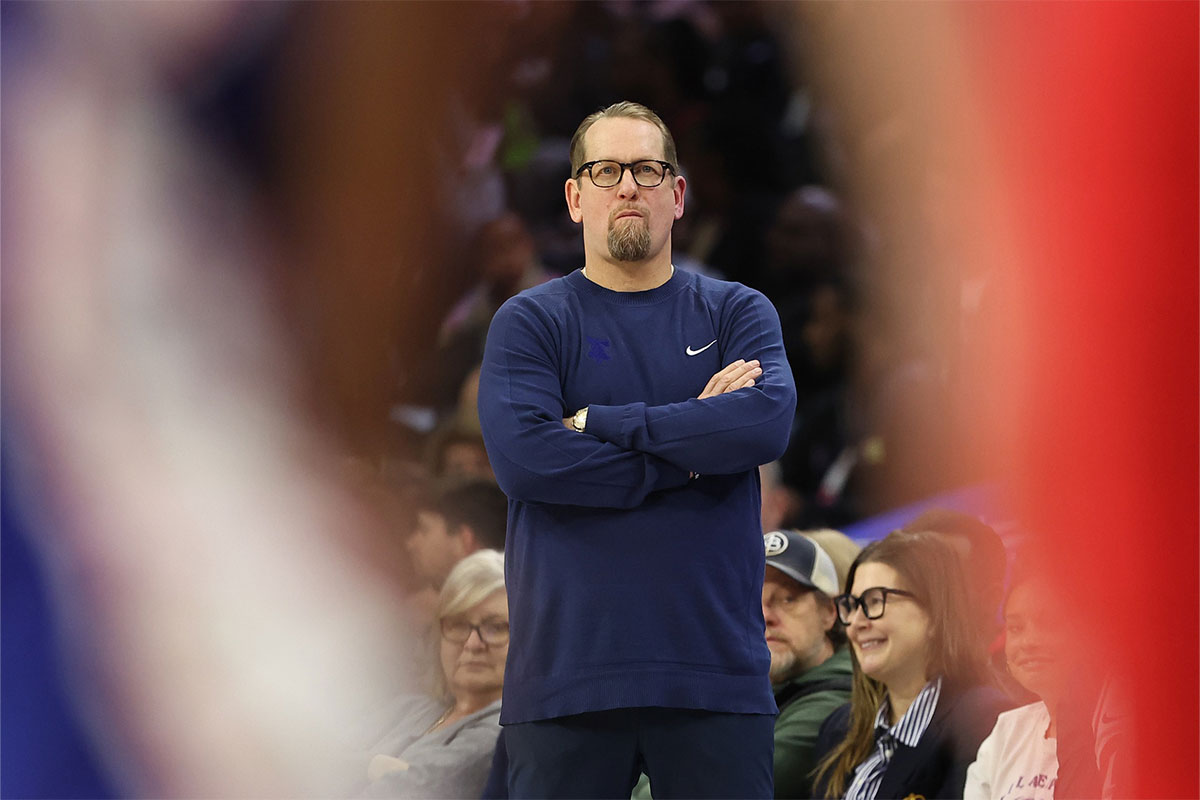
[437,549,505,622]
[569,101,679,177]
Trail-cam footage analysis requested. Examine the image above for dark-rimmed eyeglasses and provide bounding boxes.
[440,616,510,646]
[575,159,676,188]
[834,587,918,625]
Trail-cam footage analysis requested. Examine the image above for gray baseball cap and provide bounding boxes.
[763,530,839,597]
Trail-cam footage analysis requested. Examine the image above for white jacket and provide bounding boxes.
[965,701,1059,800]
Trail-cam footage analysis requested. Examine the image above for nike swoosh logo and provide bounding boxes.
[686,340,717,356]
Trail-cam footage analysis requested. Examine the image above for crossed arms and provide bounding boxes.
[477,291,797,508]
[562,358,764,427]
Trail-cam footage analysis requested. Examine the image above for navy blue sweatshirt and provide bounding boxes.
[478,267,797,724]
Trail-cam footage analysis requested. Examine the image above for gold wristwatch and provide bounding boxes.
[571,407,588,433]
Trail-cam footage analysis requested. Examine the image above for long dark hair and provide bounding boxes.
[814,530,990,797]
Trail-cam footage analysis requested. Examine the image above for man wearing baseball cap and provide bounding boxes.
[762,530,854,798]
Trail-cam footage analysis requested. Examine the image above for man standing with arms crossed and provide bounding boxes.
[477,102,797,798]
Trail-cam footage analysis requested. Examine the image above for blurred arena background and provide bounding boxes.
[2,2,1195,796]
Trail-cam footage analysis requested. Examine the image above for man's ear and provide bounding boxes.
[565,178,583,224]
[819,595,838,633]
[673,175,687,220]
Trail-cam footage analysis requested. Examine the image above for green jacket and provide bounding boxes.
[630,648,852,799]
[771,647,852,798]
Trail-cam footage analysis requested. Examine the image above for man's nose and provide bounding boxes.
[616,168,641,198]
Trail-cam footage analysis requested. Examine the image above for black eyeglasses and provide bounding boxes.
[440,616,510,646]
[575,160,675,188]
[834,587,919,625]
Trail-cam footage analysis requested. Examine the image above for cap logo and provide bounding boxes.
[764,531,788,557]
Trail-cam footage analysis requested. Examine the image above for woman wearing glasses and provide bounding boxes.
[812,531,1011,799]
[351,549,507,799]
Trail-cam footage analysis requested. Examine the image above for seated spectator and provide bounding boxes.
[763,186,852,302]
[406,479,509,592]
[760,460,801,533]
[433,212,554,409]
[351,550,507,799]
[762,530,854,797]
[449,363,485,437]
[965,564,1066,799]
[778,276,856,529]
[813,530,1011,799]
[428,424,496,483]
[422,364,496,484]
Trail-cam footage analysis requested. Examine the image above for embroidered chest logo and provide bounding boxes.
[586,336,612,363]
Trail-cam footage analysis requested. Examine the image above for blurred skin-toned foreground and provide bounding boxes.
[3,2,1196,795]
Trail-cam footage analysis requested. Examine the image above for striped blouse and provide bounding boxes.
[844,677,944,800]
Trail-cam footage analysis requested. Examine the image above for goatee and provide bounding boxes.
[768,652,797,683]
[608,217,651,262]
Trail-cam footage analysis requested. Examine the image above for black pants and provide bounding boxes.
[500,707,774,799]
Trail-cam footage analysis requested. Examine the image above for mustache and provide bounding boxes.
[609,205,646,223]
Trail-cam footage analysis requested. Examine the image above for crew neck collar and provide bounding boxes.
[567,265,687,306]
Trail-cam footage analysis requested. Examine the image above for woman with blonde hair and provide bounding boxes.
[812,530,1011,798]
[350,549,507,798]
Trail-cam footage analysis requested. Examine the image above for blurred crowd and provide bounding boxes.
[177,4,1112,797]
[282,1,987,544]
[126,0,996,626]
[227,0,999,643]
[5,0,1185,797]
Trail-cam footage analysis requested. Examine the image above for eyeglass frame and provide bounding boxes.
[574,159,677,188]
[833,586,919,625]
[439,616,510,646]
